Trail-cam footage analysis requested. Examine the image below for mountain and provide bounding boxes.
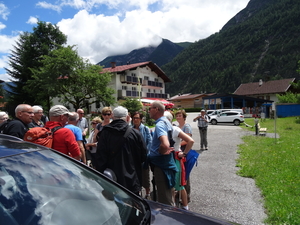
[163,0,300,96]
[97,39,191,68]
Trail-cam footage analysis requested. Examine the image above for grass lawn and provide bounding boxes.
[237,117,300,225]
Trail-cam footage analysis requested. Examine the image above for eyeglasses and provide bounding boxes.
[79,113,84,115]
[91,122,98,125]
[22,111,34,114]
[102,113,111,116]
[133,117,141,120]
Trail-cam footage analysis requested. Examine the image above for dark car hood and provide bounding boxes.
[146,200,238,225]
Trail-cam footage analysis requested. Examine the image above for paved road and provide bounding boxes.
[181,113,266,225]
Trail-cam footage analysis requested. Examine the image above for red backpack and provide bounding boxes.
[24,126,62,148]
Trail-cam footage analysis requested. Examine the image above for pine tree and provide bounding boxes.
[4,21,67,113]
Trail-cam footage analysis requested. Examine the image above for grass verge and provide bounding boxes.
[237,117,300,225]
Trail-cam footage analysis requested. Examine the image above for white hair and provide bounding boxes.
[32,105,43,113]
[164,111,173,122]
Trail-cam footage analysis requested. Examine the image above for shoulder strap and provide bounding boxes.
[51,126,62,134]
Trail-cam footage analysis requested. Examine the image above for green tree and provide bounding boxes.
[27,46,115,111]
[5,21,67,112]
[120,98,143,115]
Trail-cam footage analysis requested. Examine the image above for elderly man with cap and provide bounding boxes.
[193,109,209,150]
[44,105,81,160]
[95,106,147,195]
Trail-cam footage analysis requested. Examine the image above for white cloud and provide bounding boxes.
[57,0,249,64]
[0,22,6,31]
[58,10,162,64]
[0,3,9,20]
[27,16,39,25]
[36,1,62,12]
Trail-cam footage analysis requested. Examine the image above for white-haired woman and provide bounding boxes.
[30,105,44,127]
[164,111,194,210]
[0,112,9,125]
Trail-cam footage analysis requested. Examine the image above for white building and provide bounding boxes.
[53,61,171,112]
[103,61,171,101]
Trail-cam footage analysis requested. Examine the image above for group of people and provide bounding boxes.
[0,102,209,210]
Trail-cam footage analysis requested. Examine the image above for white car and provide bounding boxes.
[209,111,244,126]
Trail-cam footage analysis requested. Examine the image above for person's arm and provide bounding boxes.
[77,140,86,164]
[93,128,99,143]
[158,135,174,155]
[145,127,153,152]
[82,127,88,136]
[66,131,81,160]
[180,124,192,146]
[178,131,194,158]
[193,115,200,122]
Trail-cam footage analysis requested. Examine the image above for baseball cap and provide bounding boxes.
[49,105,73,117]
[201,109,206,112]
[113,106,128,118]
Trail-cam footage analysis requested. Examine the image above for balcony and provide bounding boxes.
[120,75,142,85]
[117,89,169,99]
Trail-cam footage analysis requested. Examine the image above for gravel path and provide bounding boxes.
[185,113,267,225]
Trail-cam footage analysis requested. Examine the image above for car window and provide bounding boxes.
[0,150,147,225]
[226,113,237,116]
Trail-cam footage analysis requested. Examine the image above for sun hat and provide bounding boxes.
[49,105,73,117]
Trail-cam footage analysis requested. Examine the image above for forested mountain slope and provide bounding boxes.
[163,0,300,96]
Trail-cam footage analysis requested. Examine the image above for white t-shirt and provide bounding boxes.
[172,126,182,152]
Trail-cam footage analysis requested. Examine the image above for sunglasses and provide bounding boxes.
[91,122,98,125]
[102,113,111,116]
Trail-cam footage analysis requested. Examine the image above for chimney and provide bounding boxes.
[111,62,116,68]
[259,79,263,86]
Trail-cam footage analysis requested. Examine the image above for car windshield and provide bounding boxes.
[0,150,147,225]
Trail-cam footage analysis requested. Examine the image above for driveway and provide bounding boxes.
[184,113,267,225]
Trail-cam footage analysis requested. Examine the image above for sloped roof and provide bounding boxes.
[170,93,215,101]
[234,78,296,95]
[102,61,171,82]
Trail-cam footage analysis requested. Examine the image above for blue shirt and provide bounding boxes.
[65,124,83,141]
[138,123,152,153]
[150,116,173,157]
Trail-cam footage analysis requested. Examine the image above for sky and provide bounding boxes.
[0,0,250,82]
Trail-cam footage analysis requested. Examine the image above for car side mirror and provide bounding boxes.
[103,168,117,181]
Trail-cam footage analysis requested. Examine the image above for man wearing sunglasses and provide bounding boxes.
[1,104,33,139]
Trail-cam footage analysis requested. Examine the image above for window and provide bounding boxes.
[132,87,137,91]
[154,78,158,82]
[144,76,149,80]
[153,90,156,93]
[132,73,136,77]
[122,86,127,90]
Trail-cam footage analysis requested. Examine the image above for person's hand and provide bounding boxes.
[160,147,174,155]
[179,151,186,158]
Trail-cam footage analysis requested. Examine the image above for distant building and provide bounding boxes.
[234,78,296,109]
[169,93,214,108]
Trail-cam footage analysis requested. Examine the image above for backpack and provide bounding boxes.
[23,126,62,148]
